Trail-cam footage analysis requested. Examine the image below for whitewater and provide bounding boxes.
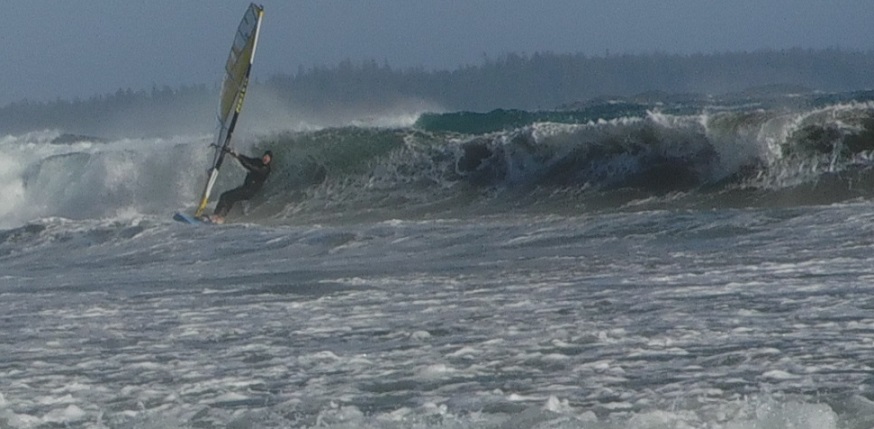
[3,93,874,428]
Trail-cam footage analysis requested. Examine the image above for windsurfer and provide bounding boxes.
[208,149,273,224]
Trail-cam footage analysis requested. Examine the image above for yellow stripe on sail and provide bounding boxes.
[219,5,261,122]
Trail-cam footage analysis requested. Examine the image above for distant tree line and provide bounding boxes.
[274,48,874,113]
[0,84,217,138]
[3,49,874,137]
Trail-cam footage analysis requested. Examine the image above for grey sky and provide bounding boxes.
[2,1,873,106]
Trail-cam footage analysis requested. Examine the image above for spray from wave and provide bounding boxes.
[0,131,214,228]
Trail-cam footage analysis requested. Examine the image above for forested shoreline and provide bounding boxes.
[3,49,874,137]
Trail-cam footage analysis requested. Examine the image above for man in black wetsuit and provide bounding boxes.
[209,149,272,224]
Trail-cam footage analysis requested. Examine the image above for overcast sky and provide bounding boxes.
[2,1,873,106]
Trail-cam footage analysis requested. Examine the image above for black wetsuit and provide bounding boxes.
[214,154,271,217]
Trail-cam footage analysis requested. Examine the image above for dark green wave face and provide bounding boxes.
[414,104,653,134]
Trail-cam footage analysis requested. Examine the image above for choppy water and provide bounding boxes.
[3,93,874,428]
[4,205,874,428]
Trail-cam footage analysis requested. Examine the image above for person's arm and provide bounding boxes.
[236,153,268,174]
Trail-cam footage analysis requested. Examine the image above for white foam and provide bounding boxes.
[447,346,480,358]
[210,392,251,403]
[761,370,799,380]
[410,330,431,341]
[42,404,87,424]
[416,364,457,379]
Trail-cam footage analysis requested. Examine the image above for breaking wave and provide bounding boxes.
[3,95,874,227]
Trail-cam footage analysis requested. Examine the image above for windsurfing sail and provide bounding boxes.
[194,3,265,217]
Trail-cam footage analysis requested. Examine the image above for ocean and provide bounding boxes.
[3,91,874,428]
